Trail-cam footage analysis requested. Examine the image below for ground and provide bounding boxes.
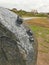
[24,17,49,65]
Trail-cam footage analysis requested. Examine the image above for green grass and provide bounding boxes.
[28,25,49,53]
[39,50,48,53]
[29,25,49,37]
[40,43,49,49]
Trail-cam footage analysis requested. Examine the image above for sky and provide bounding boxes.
[0,0,49,12]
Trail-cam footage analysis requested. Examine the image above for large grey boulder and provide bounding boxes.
[0,7,38,65]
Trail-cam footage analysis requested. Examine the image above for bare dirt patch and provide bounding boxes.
[37,37,49,65]
[24,17,49,28]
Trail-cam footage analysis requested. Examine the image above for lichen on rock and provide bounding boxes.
[0,7,38,65]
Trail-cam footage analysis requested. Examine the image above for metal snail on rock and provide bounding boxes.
[0,7,38,65]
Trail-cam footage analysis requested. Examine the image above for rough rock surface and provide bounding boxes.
[0,7,38,65]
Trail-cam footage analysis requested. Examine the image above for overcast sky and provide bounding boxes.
[0,0,49,12]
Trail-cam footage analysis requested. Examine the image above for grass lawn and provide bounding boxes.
[29,25,49,65]
[24,17,49,65]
